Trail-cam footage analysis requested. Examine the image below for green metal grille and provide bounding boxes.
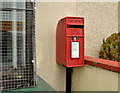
[0,0,36,91]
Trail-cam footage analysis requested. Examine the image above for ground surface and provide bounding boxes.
[2,75,55,92]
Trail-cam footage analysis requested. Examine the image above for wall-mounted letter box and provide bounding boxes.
[56,17,84,67]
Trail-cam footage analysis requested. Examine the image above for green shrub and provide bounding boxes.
[99,32,120,62]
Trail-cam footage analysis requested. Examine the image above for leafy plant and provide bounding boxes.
[99,32,120,62]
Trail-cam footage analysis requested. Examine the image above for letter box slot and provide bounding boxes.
[67,25,84,28]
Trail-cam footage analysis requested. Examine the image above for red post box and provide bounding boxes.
[56,17,84,67]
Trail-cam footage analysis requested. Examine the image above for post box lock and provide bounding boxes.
[74,37,77,41]
[56,17,84,67]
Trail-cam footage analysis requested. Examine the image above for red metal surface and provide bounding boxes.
[85,56,120,72]
[56,17,84,67]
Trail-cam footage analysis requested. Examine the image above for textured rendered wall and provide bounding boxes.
[73,2,118,91]
[77,2,118,58]
[36,2,76,91]
[36,1,118,91]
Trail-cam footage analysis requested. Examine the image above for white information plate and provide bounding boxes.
[72,42,79,58]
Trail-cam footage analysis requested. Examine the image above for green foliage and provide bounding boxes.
[99,32,120,62]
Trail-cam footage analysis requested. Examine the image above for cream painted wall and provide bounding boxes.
[36,2,77,91]
[36,2,119,91]
[72,65,118,91]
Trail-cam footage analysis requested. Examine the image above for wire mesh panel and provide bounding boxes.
[0,0,36,91]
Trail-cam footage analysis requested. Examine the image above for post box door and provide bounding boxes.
[66,37,84,66]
